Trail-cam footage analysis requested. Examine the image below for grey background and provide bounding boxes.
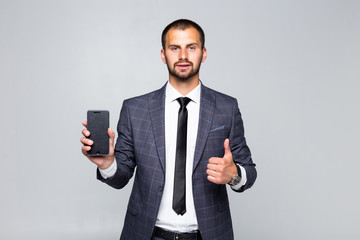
[1,0,359,239]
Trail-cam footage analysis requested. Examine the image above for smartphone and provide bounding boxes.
[87,110,109,156]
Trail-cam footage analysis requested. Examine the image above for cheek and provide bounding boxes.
[167,55,178,65]
[190,54,203,65]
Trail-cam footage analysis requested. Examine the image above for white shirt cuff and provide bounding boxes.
[230,164,247,191]
[98,160,117,179]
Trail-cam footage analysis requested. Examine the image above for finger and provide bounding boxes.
[80,137,93,146]
[223,138,231,158]
[207,175,215,182]
[208,157,221,164]
[82,128,90,137]
[81,145,91,155]
[206,169,219,178]
[207,163,219,171]
[208,163,226,174]
[108,128,115,144]
[209,157,226,166]
[82,120,87,127]
[207,175,221,184]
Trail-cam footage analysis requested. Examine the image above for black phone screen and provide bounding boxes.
[87,110,109,156]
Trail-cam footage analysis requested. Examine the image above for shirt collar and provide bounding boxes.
[165,81,201,104]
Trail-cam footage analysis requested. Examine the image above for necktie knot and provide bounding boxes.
[177,97,191,108]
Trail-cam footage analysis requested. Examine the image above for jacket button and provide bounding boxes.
[158,185,164,192]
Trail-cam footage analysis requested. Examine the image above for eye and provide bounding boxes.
[188,46,196,51]
[171,47,179,51]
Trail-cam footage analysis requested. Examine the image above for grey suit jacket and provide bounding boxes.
[97,83,257,240]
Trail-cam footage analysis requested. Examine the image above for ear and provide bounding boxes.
[161,49,167,64]
[201,47,207,63]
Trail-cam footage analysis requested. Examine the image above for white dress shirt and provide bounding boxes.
[99,81,247,232]
[155,81,201,232]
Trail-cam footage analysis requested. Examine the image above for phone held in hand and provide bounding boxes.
[87,110,109,156]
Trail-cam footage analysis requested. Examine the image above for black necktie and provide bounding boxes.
[173,97,191,215]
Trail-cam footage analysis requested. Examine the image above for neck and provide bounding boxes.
[169,75,200,96]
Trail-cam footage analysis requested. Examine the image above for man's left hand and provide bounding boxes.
[207,138,237,184]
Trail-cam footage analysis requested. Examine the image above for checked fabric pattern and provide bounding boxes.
[97,83,257,240]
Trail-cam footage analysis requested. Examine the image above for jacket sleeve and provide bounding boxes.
[229,99,257,192]
[97,100,136,189]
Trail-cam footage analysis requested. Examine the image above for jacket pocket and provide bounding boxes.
[210,125,225,132]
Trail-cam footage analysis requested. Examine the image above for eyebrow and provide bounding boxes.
[168,43,199,48]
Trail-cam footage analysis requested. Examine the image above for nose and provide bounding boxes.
[179,48,188,60]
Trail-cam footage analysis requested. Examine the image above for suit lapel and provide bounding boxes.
[149,84,167,172]
[193,85,215,171]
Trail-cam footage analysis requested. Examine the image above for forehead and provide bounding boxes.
[165,27,201,47]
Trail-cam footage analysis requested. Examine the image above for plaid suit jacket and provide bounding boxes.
[97,83,256,240]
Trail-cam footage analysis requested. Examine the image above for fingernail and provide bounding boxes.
[88,140,93,144]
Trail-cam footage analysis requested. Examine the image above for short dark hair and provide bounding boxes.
[161,19,205,50]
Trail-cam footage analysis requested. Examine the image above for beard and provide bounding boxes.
[165,54,203,82]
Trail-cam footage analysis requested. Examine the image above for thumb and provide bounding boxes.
[108,128,115,145]
[223,138,232,158]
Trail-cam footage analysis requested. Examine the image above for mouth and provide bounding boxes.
[176,62,192,70]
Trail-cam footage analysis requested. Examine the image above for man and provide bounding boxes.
[81,19,256,240]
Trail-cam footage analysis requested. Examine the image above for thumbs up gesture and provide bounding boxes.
[207,139,238,184]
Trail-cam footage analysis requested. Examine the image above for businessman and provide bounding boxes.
[81,19,256,240]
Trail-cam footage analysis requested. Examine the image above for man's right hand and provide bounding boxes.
[80,120,115,170]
